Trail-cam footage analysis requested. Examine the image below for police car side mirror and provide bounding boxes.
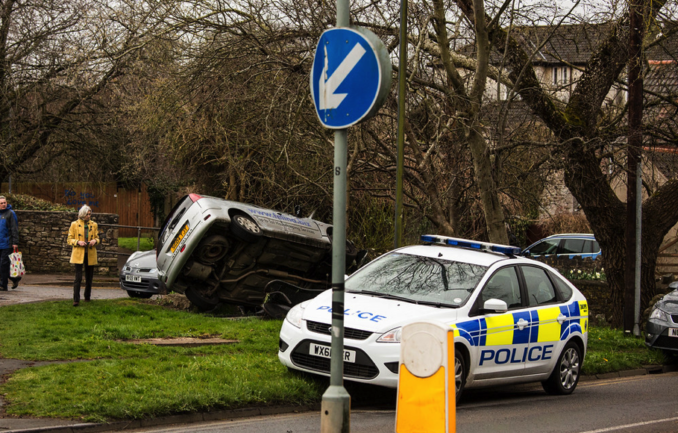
[483,298,508,313]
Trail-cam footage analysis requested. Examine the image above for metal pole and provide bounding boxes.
[633,161,642,337]
[321,129,350,433]
[137,227,141,251]
[394,0,407,249]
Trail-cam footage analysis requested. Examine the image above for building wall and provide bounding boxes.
[16,210,118,275]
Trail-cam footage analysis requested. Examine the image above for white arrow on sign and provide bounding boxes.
[319,42,367,110]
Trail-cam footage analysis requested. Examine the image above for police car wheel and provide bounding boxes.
[542,341,581,395]
[455,351,466,403]
[231,214,262,243]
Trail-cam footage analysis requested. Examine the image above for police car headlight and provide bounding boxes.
[650,308,669,322]
[377,327,402,343]
[286,303,307,329]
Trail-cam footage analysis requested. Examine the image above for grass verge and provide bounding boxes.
[0,299,323,420]
[118,237,155,251]
[0,300,672,420]
[582,326,667,375]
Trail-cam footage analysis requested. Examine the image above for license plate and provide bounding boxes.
[170,223,190,253]
[126,275,141,283]
[309,343,356,363]
[669,328,678,337]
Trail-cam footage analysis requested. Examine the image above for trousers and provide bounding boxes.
[74,252,94,302]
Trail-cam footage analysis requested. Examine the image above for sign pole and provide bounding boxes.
[321,129,350,433]
[394,0,407,249]
[321,2,351,432]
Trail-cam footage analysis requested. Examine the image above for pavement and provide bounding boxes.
[1,275,677,433]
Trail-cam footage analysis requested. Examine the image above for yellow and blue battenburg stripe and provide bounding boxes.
[450,300,588,346]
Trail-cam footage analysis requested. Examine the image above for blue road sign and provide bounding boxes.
[311,27,391,129]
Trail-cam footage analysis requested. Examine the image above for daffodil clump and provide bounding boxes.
[563,267,607,281]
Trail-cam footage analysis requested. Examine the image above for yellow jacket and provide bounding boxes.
[67,219,100,265]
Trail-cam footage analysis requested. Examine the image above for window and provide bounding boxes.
[522,266,557,306]
[561,239,586,254]
[528,239,560,255]
[346,253,487,307]
[562,67,568,83]
[550,271,573,300]
[481,267,522,309]
[553,67,558,85]
[592,241,601,253]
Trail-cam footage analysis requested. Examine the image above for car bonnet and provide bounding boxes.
[302,290,459,333]
[657,290,678,314]
[125,250,157,269]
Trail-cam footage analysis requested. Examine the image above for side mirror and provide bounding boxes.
[483,298,508,313]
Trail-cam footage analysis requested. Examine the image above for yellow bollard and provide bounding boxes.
[395,322,455,433]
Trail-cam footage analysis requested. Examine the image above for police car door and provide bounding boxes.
[471,266,529,379]
[520,265,568,375]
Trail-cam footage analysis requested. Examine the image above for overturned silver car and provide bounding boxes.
[156,194,361,315]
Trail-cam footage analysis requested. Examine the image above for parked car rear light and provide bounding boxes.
[189,193,203,202]
[180,244,187,253]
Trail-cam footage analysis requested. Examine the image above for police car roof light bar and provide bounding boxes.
[420,234,521,256]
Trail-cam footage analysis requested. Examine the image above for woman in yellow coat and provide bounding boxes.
[67,205,100,306]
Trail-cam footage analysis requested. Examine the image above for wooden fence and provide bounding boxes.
[658,236,678,277]
[1,182,156,237]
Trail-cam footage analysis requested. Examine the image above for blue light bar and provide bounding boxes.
[420,234,521,256]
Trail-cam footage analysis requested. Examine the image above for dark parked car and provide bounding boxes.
[646,282,678,354]
[155,194,362,315]
[120,250,160,298]
[522,234,601,260]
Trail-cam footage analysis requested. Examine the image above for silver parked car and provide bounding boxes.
[646,282,678,354]
[120,250,160,299]
[156,194,361,314]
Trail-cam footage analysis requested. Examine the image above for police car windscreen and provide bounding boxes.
[346,253,487,307]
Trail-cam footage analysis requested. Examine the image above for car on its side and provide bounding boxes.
[155,194,360,313]
[120,250,160,299]
[522,234,601,260]
[279,235,589,401]
[645,281,678,354]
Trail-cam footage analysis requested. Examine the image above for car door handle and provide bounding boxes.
[517,318,528,330]
[557,314,567,324]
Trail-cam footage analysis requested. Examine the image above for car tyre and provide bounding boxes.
[542,340,581,395]
[185,287,219,311]
[231,214,262,243]
[455,349,466,403]
[127,290,153,299]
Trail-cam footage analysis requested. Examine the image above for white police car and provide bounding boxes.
[279,235,588,401]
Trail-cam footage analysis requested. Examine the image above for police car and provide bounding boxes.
[279,235,588,401]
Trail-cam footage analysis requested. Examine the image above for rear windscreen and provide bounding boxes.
[158,195,195,253]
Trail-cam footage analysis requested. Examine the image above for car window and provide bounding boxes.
[528,239,560,255]
[591,241,601,253]
[522,266,558,306]
[345,253,487,307]
[158,195,194,250]
[480,267,522,309]
[549,271,573,300]
[561,239,585,254]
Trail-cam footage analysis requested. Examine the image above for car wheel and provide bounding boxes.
[542,341,581,395]
[454,349,466,403]
[184,287,219,311]
[195,235,230,264]
[230,214,262,243]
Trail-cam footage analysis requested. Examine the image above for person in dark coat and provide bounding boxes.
[0,196,19,291]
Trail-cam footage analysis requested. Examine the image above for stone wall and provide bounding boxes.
[16,210,118,275]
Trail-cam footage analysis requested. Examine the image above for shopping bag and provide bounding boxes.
[10,247,25,278]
